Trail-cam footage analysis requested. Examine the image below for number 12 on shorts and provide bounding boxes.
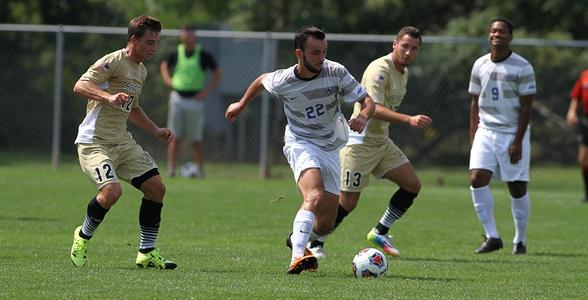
[95,162,115,182]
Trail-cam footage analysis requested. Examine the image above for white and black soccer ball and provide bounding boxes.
[352,248,387,278]
[180,162,201,178]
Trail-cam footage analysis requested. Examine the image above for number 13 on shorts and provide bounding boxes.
[344,170,362,188]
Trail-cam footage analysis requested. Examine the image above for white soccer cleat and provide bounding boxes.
[308,244,326,259]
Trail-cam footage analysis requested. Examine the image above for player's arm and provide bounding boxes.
[509,94,533,164]
[567,97,579,127]
[159,60,173,89]
[225,73,267,122]
[128,106,173,143]
[196,67,223,101]
[373,104,432,130]
[469,95,480,144]
[348,94,375,133]
[73,80,128,107]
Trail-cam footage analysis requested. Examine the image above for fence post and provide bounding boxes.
[258,32,273,178]
[52,26,64,169]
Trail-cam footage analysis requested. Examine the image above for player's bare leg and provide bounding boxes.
[167,138,181,177]
[579,145,588,203]
[287,168,325,274]
[191,142,205,177]
[308,191,360,258]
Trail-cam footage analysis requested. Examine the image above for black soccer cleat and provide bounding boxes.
[512,242,527,255]
[474,236,503,254]
[285,233,293,249]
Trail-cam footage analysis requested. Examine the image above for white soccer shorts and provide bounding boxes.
[469,127,530,182]
[283,140,341,195]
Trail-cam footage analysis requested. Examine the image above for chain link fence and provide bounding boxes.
[1,25,586,175]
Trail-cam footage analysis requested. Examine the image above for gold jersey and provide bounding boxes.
[347,54,408,146]
[75,49,147,144]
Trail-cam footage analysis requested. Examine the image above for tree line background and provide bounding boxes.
[1,0,587,168]
[2,0,587,38]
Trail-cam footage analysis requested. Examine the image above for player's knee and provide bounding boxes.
[340,193,359,211]
[157,184,166,199]
[508,182,527,198]
[343,200,358,211]
[403,179,422,194]
[145,183,166,202]
[510,189,526,198]
[99,185,123,207]
[303,191,323,211]
[469,173,490,188]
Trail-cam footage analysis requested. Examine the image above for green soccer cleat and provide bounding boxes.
[70,226,89,267]
[136,248,177,270]
[367,228,400,257]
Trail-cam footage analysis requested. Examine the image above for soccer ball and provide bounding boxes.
[352,248,387,278]
[180,162,201,178]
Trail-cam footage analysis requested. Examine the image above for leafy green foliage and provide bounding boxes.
[3,1,588,38]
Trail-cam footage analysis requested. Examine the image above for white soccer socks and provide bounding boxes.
[291,209,315,264]
[470,185,499,239]
[511,193,530,244]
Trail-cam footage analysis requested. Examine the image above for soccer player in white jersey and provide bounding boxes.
[468,18,536,255]
[69,16,177,269]
[307,26,432,259]
[225,25,375,274]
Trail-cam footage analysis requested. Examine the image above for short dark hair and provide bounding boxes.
[128,15,162,41]
[490,17,514,34]
[294,25,326,51]
[396,26,422,45]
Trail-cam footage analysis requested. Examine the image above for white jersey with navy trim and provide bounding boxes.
[262,59,367,151]
[468,51,536,133]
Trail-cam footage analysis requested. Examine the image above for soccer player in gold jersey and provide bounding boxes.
[310,27,432,258]
[69,15,177,269]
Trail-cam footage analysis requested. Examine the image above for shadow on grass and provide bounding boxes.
[400,256,542,264]
[528,252,587,258]
[298,271,465,282]
[388,274,466,282]
[0,216,59,222]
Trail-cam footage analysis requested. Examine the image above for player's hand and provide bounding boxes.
[508,142,522,164]
[408,115,433,130]
[348,115,368,133]
[107,92,129,106]
[566,111,578,127]
[155,128,174,143]
[225,102,245,122]
[195,91,208,101]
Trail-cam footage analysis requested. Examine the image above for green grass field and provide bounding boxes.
[1,161,586,299]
